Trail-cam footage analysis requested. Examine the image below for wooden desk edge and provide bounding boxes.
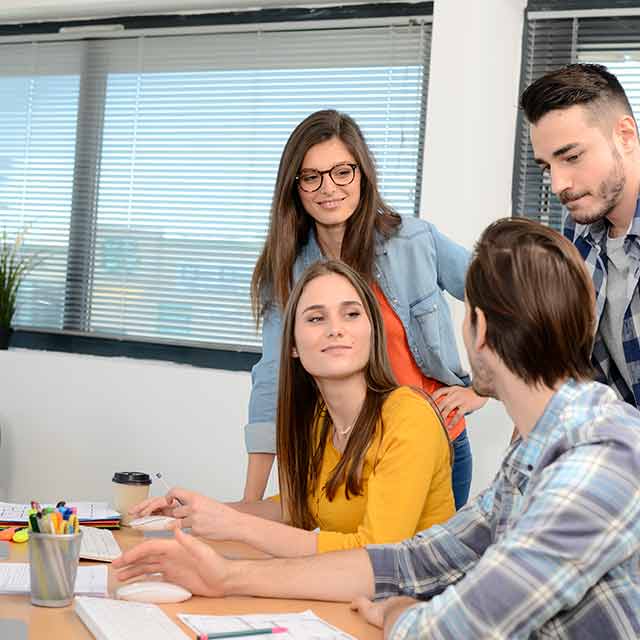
[0,528,381,639]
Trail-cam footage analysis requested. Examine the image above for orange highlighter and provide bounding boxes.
[0,527,29,543]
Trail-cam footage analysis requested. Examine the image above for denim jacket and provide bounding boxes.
[244,216,471,453]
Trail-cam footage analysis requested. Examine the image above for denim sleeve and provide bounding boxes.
[244,303,282,454]
[429,223,470,301]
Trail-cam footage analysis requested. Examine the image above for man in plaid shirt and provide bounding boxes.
[115,218,640,639]
[522,63,640,408]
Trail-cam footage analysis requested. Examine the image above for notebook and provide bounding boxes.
[80,526,121,562]
[0,502,120,528]
[74,596,190,640]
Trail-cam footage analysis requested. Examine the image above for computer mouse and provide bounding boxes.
[128,515,176,531]
[116,581,192,604]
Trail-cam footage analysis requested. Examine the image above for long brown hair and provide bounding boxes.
[276,260,397,531]
[251,110,402,320]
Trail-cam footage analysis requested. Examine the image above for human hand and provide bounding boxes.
[350,596,385,628]
[168,488,243,541]
[128,493,178,518]
[432,385,488,431]
[350,595,419,632]
[113,528,229,597]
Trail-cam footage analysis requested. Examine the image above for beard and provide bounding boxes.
[560,147,626,225]
[469,353,497,401]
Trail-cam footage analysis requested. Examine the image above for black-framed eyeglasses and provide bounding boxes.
[295,163,359,193]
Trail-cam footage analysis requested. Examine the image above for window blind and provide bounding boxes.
[514,11,640,229]
[0,17,432,352]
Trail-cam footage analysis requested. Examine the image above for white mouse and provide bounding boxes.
[128,515,176,531]
[116,581,192,604]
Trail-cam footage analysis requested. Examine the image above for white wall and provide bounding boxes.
[0,0,526,506]
[421,0,526,495]
[0,350,250,503]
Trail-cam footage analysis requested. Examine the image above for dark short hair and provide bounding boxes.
[520,63,634,125]
[465,218,595,388]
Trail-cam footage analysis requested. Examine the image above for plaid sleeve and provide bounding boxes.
[366,487,495,600]
[386,433,640,639]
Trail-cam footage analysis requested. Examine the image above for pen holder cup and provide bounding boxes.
[28,531,83,607]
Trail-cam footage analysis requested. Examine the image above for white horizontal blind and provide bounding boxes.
[0,19,431,350]
[515,13,640,229]
[0,43,84,329]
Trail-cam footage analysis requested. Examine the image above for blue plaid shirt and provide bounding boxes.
[564,199,640,407]
[366,380,640,639]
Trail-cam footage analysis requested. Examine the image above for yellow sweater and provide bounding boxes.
[312,386,455,553]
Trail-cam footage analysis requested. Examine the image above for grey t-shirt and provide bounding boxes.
[602,231,633,392]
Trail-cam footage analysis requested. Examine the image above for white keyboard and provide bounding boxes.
[75,596,190,640]
[80,527,121,562]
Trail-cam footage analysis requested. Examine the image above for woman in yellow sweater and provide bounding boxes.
[130,260,454,556]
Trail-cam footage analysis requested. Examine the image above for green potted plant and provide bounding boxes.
[0,230,38,349]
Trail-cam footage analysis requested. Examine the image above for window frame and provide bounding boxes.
[513,1,640,230]
[2,1,434,371]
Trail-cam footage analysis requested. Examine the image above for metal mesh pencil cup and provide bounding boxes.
[28,530,83,607]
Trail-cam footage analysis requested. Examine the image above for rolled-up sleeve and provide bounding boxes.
[383,437,640,639]
[366,490,494,601]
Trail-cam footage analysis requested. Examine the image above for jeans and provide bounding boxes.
[451,428,472,509]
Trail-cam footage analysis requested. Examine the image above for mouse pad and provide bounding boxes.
[0,620,28,640]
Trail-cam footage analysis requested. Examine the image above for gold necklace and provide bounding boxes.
[334,420,356,437]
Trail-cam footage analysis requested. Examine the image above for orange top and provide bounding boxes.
[373,284,466,441]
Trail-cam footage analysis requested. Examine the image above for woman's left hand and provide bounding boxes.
[167,488,243,541]
[432,385,488,430]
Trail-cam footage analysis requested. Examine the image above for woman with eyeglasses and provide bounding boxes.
[127,260,454,556]
[246,110,486,510]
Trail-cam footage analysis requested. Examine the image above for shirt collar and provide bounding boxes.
[505,379,581,480]
[303,226,324,268]
[575,197,640,248]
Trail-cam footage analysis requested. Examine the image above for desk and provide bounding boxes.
[0,528,381,639]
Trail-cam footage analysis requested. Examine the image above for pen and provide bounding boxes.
[154,472,183,506]
[198,628,288,640]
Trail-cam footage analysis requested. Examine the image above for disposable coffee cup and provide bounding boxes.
[112,472,151,526]
[29,531,83,607]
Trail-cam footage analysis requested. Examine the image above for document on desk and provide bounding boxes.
[0,502,120,524]
[179,610,356,639]
[0,563,108,596]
